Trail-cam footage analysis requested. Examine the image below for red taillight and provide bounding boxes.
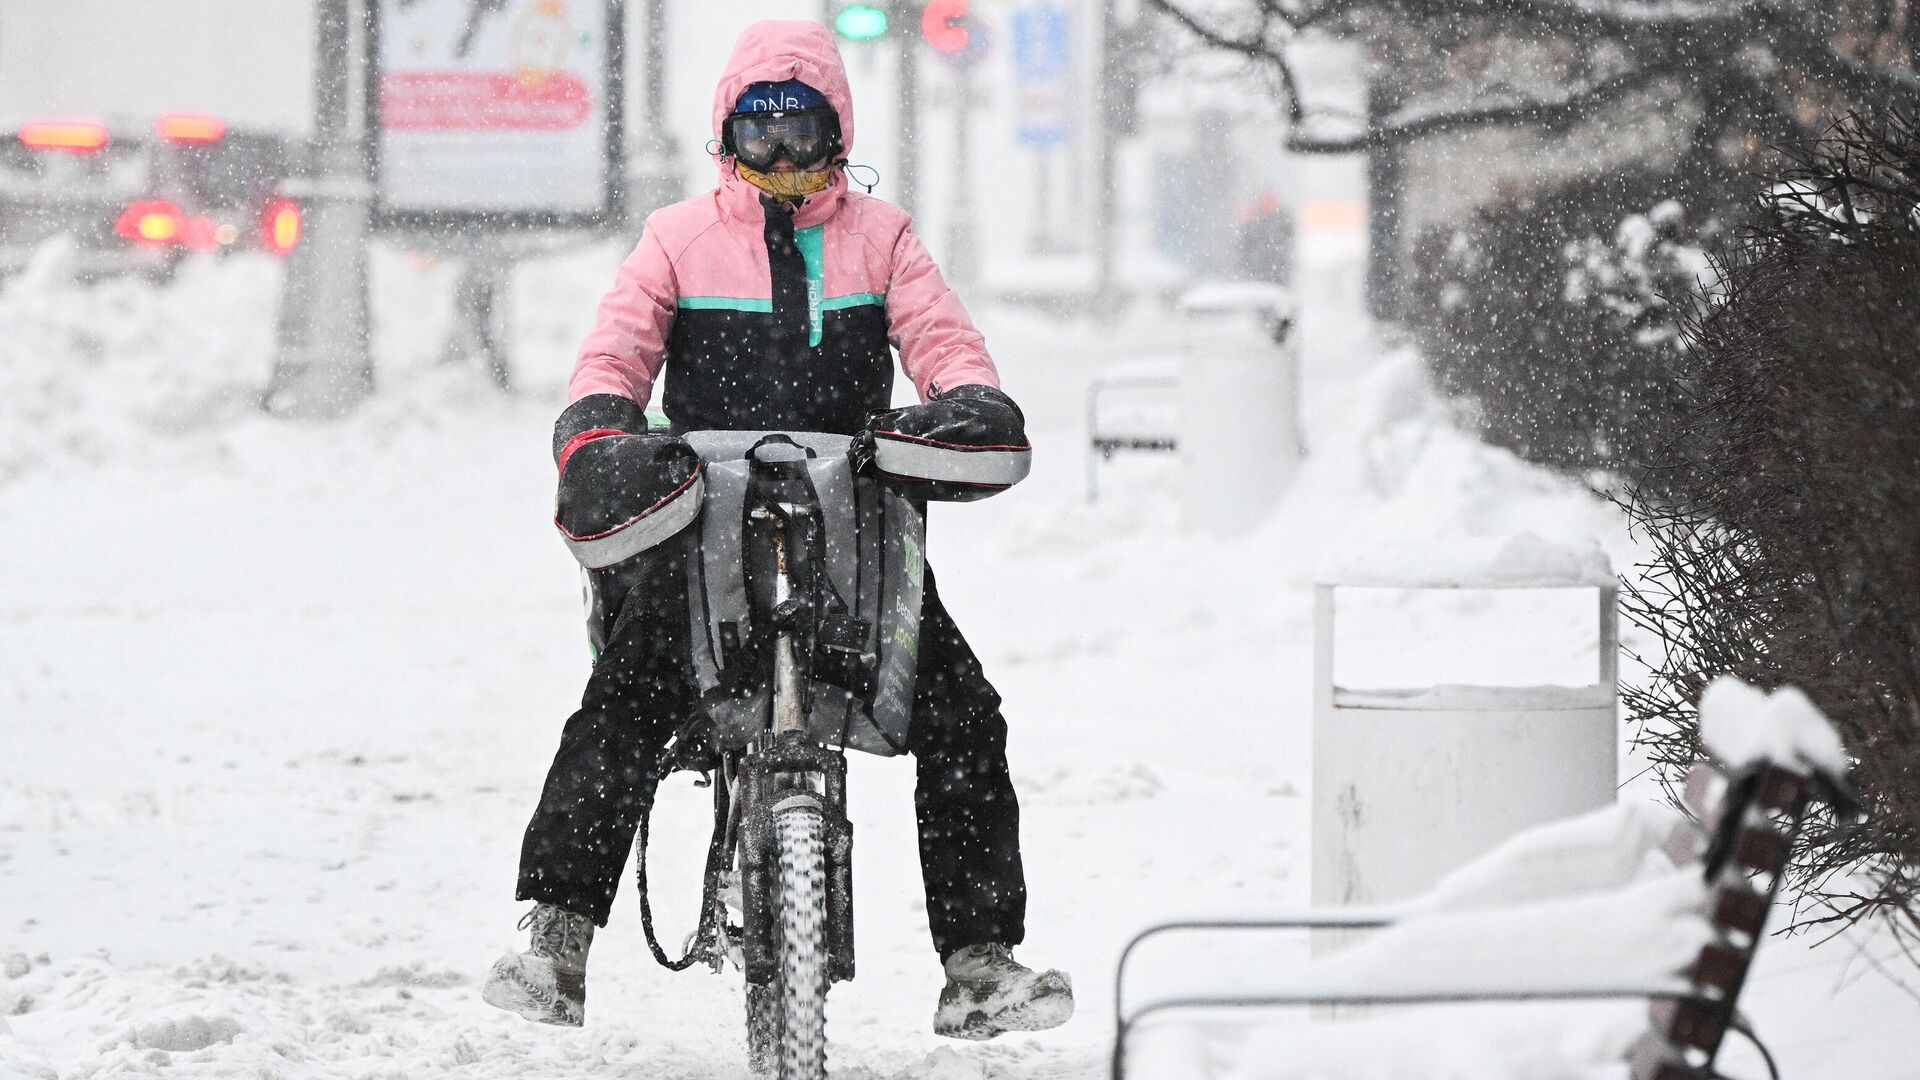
[157,113,225,144]
[20,120,110,153]
[261,197,301,255]
[115,200,185,245]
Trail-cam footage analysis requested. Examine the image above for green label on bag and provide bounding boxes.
[903,531,923,588]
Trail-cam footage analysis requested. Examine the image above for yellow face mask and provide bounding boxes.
[737,161,834,199]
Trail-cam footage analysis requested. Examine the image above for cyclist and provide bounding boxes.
[481,20,1074,1041]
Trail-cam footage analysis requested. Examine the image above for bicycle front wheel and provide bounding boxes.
[758,802,829,1079]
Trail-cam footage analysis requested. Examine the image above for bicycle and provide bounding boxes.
[625,431,918,1080]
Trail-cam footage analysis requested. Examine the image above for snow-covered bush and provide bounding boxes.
[1410,170,1737,480]
[1621,109,1920,952]
[1560,199,1713,352]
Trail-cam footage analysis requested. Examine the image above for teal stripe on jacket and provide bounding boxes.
[676,293,885,317]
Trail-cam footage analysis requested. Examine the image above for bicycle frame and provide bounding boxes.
[717,500,858,987]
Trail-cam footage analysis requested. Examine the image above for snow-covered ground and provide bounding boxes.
[2,245,1916,1079]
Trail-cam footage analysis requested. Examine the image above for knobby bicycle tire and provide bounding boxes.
[771,803,829,1079]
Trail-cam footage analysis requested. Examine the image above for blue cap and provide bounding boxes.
[734,79,830,114]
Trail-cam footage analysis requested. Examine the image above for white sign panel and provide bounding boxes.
[376,0,616,220]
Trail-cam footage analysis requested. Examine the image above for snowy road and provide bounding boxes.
[3,253,1916,1078]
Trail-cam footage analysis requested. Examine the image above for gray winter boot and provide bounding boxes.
[482,903,595,1026]
[933,944,1074,1040]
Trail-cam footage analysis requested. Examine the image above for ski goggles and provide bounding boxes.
[722,109,841,171]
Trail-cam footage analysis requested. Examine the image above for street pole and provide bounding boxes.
[264,0,375,417]
[947,61,976,288]
[645,0,668,150]
[1092,0,1117,312]
[1365,78,1404,321]
[894,0,918,216]
[1028,149,1052,253]
[628,0,679,219]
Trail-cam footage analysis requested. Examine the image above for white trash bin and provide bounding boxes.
[1310,537,1620,914]
[1173,282,1302,536]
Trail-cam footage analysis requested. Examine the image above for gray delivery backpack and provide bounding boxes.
[681,431,926,756]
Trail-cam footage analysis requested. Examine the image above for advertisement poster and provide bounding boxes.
[374,0,621,225]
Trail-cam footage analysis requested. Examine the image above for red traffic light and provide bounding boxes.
[921,0,969,53]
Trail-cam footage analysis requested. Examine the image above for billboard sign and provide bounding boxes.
[1012,5,1069,148]
[372,0,623,229]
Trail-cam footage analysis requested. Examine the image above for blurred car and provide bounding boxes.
[0,114,302,282]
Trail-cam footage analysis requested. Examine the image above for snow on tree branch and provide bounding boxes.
[1145,0,1920,153]
[1288,66,1660,152]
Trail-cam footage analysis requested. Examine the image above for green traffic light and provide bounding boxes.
[835,4,889,41]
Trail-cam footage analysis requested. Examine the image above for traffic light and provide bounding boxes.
[921,0,969,54]
[834,4,889,42]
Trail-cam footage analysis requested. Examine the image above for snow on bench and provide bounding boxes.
[1112,677,1858,1080]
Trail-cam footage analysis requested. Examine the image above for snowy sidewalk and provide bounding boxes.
[2,258,1915,1078]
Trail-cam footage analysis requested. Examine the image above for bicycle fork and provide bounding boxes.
[736,738,855,985]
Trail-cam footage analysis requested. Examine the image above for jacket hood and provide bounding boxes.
[708,21,854,225]
[711,21,855,157]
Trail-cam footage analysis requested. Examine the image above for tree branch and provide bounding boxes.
[1259,0,1367,29]
[1148,0,1305,124]
[1146,0,1278,60]
[1328,0,1749,40]
[1759,6,1920,108]
[1253,0,1310,30]
[1149,0,1920,154]
[1288,64,1662,151]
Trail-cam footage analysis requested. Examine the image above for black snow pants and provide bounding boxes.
[515,550,1026,960]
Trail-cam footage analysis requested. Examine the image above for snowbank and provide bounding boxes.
[1315,533,1616,589]
[0,241,279,485]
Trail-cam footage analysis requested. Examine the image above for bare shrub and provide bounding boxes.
[1621,110,1920,951]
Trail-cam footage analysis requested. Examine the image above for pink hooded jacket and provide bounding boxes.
[568,20,1000,423]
